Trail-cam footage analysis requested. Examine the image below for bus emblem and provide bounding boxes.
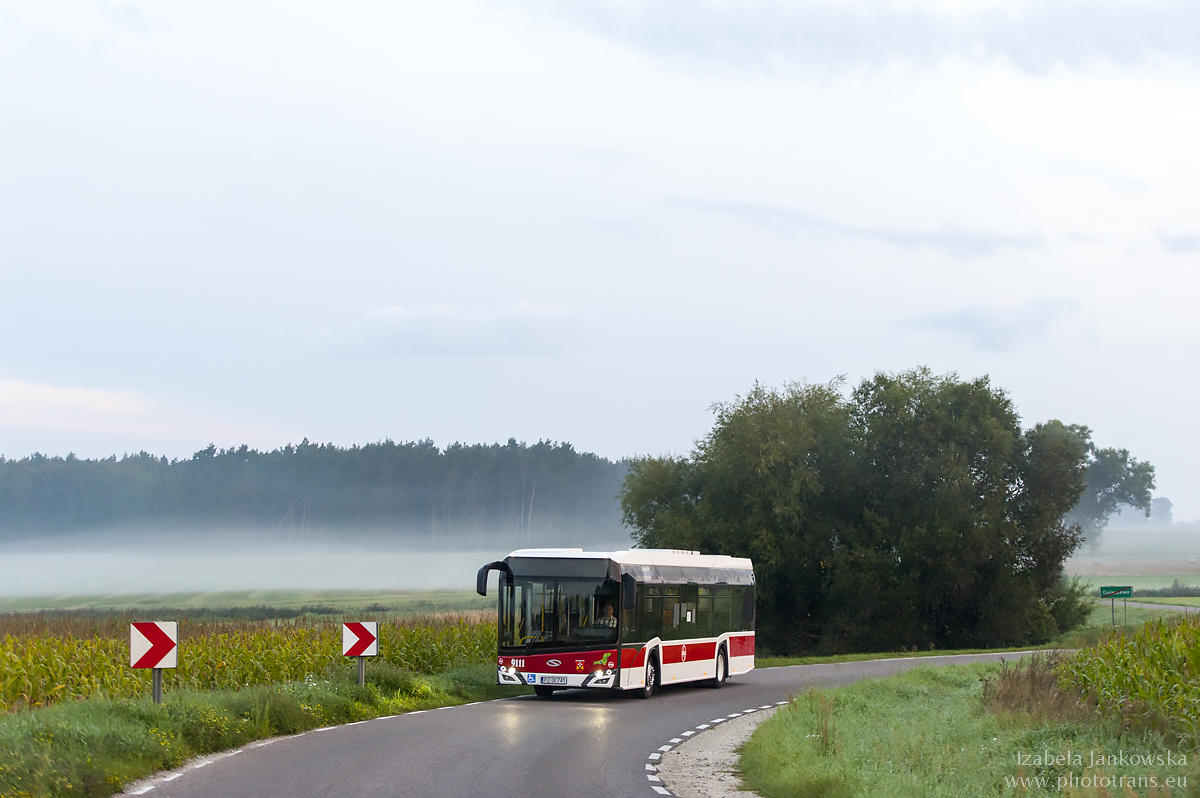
[681,645,687,662]
[547,659,561,667]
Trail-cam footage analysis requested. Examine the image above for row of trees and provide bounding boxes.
[620,369,1154,655]
[0,439,630,548]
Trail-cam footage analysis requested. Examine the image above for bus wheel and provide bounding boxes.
[637,653,659,699]
[709,648,728,689]
[534,686,558,697]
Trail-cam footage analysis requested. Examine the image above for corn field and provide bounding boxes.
[0,613,496,712]
[1059,612,1200,744]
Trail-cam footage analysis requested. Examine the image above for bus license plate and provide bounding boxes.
[540,676,567,685]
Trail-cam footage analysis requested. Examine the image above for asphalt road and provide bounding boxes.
[123,652,1034,798]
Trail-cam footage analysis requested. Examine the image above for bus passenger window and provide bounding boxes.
[714,587,734,636]
[697,587,713,637]
[641,589,661,641]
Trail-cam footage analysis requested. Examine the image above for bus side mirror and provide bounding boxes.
[476,561,513,597]
[622,573,637,610]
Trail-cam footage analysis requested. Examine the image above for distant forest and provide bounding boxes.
[0,439,631,548]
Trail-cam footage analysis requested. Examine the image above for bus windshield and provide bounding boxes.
[499,577,620,651]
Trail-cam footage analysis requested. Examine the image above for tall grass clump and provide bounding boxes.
[1060,612,1200,745]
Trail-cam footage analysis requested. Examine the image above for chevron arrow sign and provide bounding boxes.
[343,622,378,657]
[130,621,178,669]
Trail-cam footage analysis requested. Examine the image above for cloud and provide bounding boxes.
[0,379,150,432]
[518,0,1200,75]
[93,0,151,34]
[287,304,578,358]
[1158,231,1200,254]
[906,298,1080,351]
[676,200,1043,259]
[0,379,264,442]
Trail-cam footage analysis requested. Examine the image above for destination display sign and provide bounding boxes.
[1099,586,1132,599]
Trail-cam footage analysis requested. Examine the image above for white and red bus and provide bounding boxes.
[477,548,755,697]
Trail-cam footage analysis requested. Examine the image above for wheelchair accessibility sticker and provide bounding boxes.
[526,673,536,684]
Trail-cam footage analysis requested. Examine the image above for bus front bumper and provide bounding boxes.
[497,666,617,689]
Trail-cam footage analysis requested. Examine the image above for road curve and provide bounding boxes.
[124,652,1034,798]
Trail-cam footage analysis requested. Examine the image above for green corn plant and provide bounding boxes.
[1059,613,1200,744]
[2,617,498,713]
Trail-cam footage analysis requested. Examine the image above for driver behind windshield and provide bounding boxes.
[598,602,617,628]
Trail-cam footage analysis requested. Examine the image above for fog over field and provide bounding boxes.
[0,528,635,596]
[1082,522,1200,558]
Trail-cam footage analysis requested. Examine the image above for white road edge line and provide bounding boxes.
[162,774,182,782]
[651,700,790,797]
[129,787,155,795]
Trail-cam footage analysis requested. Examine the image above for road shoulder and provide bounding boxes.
[657,708,776,798]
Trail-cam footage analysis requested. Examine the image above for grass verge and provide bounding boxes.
[739,660,1195,797]
[0,662,528,798]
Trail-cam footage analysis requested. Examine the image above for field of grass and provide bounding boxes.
[0,590,491,615]
[757,601,1182,669]
[743,611,1200,797]
[739,661,1193,798]
[1127,597,1200,608]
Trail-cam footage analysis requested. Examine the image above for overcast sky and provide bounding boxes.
[1,0,1197,517]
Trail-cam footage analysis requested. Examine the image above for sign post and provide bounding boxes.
[131,622,178,704]
[342,622,378,686]
[1099,586,1132,627]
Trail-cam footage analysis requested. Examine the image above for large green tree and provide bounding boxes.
[620,369,1105,654]
[1062,433,1156,548]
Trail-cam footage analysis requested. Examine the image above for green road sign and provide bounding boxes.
[1100,585,1132,599]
